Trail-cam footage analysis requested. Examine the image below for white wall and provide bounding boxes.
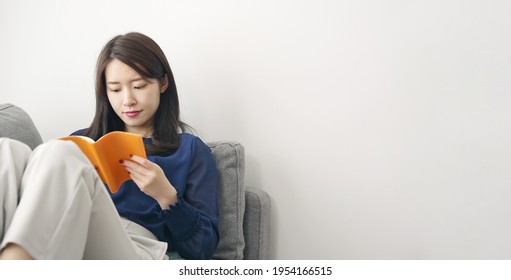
[2,0,511,259]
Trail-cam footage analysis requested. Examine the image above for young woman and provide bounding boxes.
[0,32,219,260]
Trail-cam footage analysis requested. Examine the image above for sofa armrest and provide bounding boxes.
[243,187,271,260]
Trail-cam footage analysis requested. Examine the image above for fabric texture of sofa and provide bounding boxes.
[0,104,42,150]
[0,103,271,260]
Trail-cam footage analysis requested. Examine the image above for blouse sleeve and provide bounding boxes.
[154,137,220,259]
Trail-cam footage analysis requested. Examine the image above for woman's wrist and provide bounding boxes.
[157,187,178,210]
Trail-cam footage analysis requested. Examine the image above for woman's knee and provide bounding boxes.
[20,140,101,198]
[30,140,91,169]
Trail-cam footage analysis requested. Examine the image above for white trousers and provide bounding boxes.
[0,138,167,259]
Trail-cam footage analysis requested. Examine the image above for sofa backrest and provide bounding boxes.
[0,103,43,150]
[208,141,247,260]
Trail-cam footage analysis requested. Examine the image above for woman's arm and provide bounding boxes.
[159,139,220,259]
[123,137,220,259]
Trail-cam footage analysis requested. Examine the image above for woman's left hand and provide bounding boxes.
[121,155,178,209]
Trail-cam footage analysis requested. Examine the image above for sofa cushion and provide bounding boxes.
[0,104,43,150]
[208,141,246,260]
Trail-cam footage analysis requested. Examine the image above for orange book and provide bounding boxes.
[59,131,147,193]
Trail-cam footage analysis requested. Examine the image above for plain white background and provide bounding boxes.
[2,0,511,259]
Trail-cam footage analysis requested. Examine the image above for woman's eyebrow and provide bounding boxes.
[107,77,145,85]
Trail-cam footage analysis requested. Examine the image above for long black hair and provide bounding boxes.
[84,32,188,155]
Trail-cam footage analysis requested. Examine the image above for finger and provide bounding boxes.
[123,163,146,178]
[129,154,153,168]
[121,159,138,169]
[125,166,146,185]
[121,159,148,175]
[128,171,145,186]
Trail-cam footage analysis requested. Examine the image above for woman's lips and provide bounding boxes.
[125,110,142,117]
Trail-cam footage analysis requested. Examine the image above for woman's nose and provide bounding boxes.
[122,90,136,107]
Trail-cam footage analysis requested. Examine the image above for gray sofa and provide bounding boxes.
[0,103,271,260]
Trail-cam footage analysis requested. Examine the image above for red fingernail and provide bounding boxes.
[119,160,124,164]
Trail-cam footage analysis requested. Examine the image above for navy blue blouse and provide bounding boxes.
[72,130,219,259]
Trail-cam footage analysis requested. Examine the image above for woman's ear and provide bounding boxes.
[160,75,169,93]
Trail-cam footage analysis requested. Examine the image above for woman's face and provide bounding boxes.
[105,59,167,137]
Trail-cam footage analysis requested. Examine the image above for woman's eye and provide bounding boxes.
[109,88,121,93]
[134,84,147,90]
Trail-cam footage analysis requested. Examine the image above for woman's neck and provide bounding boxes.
[125,127,153,138]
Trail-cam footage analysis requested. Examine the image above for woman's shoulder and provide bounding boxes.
[154,133,212,161]
[180,133,210,150]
